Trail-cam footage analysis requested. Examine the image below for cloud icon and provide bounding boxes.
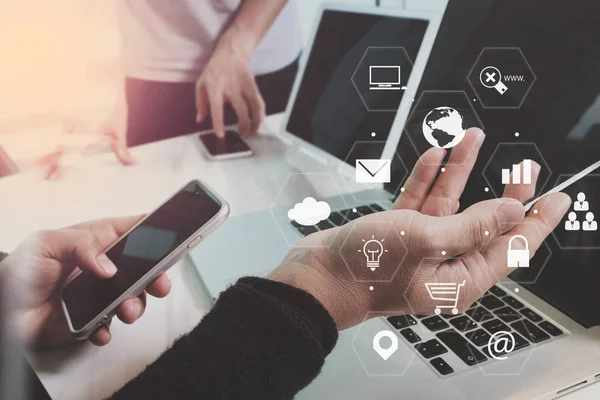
[288,197,331,226]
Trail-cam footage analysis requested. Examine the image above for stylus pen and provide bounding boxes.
[524,160,600,212]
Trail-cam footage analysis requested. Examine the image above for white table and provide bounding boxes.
[0,115,596,399]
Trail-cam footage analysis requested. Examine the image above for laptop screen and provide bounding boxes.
[286,9,429,162]
[391,0,600,327]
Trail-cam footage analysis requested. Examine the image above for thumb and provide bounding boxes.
[41,229,118,278]
[422,198,525,258]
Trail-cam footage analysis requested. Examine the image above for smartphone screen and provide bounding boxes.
[199,130,251,156]
[62,182,223,331]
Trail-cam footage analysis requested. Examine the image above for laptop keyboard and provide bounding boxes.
[289,202,567,377]
[389,288,565,377]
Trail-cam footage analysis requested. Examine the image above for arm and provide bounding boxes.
[196,0,291,138]
[109,277,337,400]
[218,0,289,61]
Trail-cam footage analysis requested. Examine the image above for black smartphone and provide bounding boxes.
[198,130,253,160]
[61,180,229,339]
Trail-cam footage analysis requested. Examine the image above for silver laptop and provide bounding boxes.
[191,2,600,399]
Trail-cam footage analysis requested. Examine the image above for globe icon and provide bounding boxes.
[422,106,466,149]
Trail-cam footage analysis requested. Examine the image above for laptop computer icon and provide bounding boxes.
[369,65,402,90]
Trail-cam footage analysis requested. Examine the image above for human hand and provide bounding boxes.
[35,99,136,181]
[269,129,571,330]
[195,36,266,139]
[0,216,170,348]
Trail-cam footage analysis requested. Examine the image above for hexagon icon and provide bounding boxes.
[269,173,349,248]
[544,174,600,250]
[482,143,552,200]
[467,47,536,109]
[351,312,415,377]
[467,317,537,376]
[466,270,537,376]
[337,220,408,283]
[337,140,409,204]
[403,91,484,165]
[481,221,553,286]
[351,47,415,112]
[402,258,477,318]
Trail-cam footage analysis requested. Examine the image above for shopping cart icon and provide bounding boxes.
[425,280,466,315]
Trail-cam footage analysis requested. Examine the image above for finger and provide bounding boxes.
[107,131,137,166]
[67,215,144,248]
[208,89,226,138]
[481,192,571,284]
[116,293,146,324]
[419,197,525,258]
[229,94,251,137]
[39,229,118,278]
[243,84,265,135]
[196,83,209,123]
[89,320,112,346]
[393,147,446,211]
[502,160,541,202]
[420,128,486,216]
[146,273,171,298]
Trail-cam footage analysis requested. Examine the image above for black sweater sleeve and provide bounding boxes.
[109,277,338,400]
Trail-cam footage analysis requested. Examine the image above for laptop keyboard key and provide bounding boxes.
[328,212,347,226]
[494,306,522,323]
[480,295,505,310]
[369,203,385,212]
[356,206,375,215]
[467,306,494,322]
[520,308,543,322]
[489,286,507,297]
[422,316,450,332]
[436,330,487,366]
[449,316,478,332]
[400,328,421,344]
[341,208,362,221]
[503,296,525,309]
[539,321,563,337]
[317,220,334,231]
[430,357,454,376]
[511,320,550,343]
[415,339,448,359]
[387,315,417,330]
[482,319,510,334]
[465,329,491,347]
[296,225,318,236]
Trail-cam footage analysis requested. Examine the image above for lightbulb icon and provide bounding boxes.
[359,235,388,271]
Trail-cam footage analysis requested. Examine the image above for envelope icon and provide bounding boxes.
[356,159,391,183]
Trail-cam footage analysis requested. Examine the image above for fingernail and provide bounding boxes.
[475,130,486,147]
[497,200,525,229]
[196,113,202,123]
[97,254,117,275]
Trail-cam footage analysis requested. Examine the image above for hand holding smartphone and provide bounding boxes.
[61,180,229,339]
[198,129,253,161]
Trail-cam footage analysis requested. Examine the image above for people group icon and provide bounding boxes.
[565,192,597,232]
[583,212,598,231]
[574,192,590,211]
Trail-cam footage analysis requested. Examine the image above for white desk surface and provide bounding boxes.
[0,114,595,400]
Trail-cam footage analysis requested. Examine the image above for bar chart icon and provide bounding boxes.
[502,159,532,185]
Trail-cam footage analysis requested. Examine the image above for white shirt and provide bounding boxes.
[118,0,302,82]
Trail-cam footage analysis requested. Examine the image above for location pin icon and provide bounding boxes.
[373,330,399,361]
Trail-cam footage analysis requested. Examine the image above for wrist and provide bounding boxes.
[268,252,373,331]
[216,23,258,63]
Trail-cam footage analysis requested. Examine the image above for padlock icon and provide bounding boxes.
[507,235,530,268]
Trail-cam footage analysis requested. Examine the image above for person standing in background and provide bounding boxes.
[41,0,302,178]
